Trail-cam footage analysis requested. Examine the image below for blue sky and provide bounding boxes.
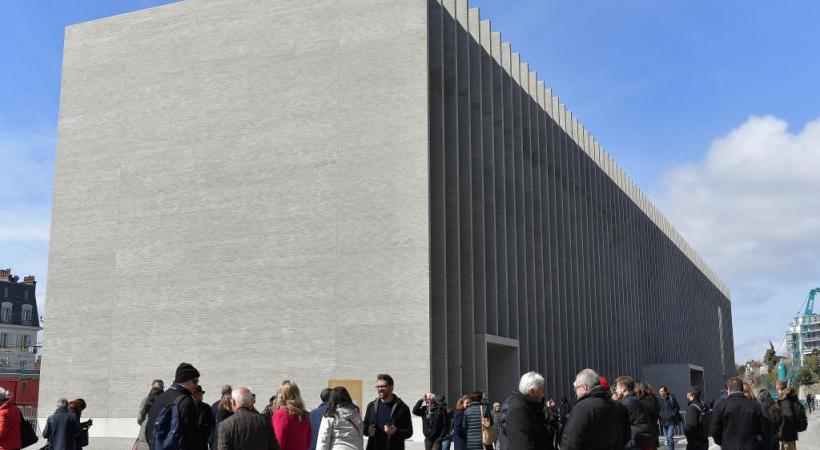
[2,0,819,365]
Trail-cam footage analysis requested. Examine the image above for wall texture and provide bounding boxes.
[45,0,430,440]
[427,0,734,403]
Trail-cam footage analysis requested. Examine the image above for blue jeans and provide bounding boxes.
[662,425,676,450]
[441,438,450,450]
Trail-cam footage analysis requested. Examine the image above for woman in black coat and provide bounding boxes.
[778,388,799,445]
[452,396,468,450]
[683,388,708,450]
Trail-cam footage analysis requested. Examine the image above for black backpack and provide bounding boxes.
[795,401,808,432]
[690,403,712,436]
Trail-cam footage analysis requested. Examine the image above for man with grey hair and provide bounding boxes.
[413,393,447,450]
[503,372,551,450]
[43,397,81,450]
[560,369,629,450]
[218,387,279,450]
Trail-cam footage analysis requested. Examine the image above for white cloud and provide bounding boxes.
[654,115,820,363]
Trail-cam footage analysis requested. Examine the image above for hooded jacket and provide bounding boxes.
[145,384,203,450]
[317,406,364,450]
[0,400,22,450]
[362,396,413,450]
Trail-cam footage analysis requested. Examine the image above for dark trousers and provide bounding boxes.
[425,439,443,450]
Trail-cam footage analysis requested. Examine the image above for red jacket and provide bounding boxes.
[272,408,312,450]
[0,400,22,450]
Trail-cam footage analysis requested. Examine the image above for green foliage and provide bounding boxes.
[765,342,778,368]
[795,364,814,386]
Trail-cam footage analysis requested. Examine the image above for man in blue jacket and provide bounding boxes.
[43,398,81,450]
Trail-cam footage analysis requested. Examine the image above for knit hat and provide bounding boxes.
[174,362,200,383]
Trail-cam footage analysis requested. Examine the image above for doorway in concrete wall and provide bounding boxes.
[487,342,520,403]
[689,368,704,392]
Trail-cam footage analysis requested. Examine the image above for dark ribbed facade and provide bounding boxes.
[427,0,735,403]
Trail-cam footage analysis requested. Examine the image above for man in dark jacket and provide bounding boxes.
[217,387,279,450]
[193,386,215,450]
[43,398,81,450]
[146,362,205,450]
[614,376,655,450]
[658,386,681,450]
[777,382,800,450]
[363,374,413,450]
[561,369,629,450]
[505,372,551,450]
[683,387,708,450]
[413,393,447,450]
[709,376,763,450]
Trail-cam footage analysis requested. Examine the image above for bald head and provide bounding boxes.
[231,387,255,411]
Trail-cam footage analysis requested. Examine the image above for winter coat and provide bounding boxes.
[43,406,81,450]
[412,400,447,442]
[211,405,234,449]
[620,393,655,449]
[195,402,215,450]
[451,411,465,450]
[316,406,364,450]
[272,409,313,450]
[560,388,628,450]
[362,396,413,450]
[145,384,203,450]
[709,392,763,450]
[778,394,799,443]
[683,400,708,450]
[218,407,280,450]
[658,395,681,427]
[310,404,329,450]
[461,404,490,450]
[0,400,21,450]
[758,403,776,450]
[504,392,550,450]
[639,396,660,436]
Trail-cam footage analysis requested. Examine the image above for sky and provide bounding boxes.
[1,0,819,364]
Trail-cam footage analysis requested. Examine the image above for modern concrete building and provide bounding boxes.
[44,0,734,446]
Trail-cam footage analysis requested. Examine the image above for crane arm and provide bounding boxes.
[806,287,820,316]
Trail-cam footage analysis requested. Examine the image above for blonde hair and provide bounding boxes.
[274,380,309,420]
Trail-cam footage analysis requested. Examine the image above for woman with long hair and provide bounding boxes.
[273,380,313,450]
[452,395,470,450]
[209,389,235,450]
[316,387,364,450]
[757,389,780,450]
[635,380,660,446]
[68,399,91,448]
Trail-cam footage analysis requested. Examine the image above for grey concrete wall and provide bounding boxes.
[428,0,734,404]
[46,0,430,439]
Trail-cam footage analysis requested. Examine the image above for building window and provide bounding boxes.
[22,305,32,325]
[0,357,8,367]
[23,335,31,348]
[18,360,26,370]
[23,290,28,300]
[2,287,6,298]
[0,303,11,323]
[1,333,11,348]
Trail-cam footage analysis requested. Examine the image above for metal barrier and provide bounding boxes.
[17,403,39,433]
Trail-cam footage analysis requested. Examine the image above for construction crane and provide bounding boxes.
[782,287,820,385]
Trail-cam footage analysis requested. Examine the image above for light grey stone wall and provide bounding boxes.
[45,0,430,439]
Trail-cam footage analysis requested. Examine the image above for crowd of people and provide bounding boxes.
[35,362,813,450]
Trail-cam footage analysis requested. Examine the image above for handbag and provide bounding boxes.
[479,406,496,445]
[19,412,39,448]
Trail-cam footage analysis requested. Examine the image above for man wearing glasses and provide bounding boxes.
[560,369,629,450]
[363,374,413,450]
[145,362,207,450]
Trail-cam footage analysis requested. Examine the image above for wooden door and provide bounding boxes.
[328,379,364,409]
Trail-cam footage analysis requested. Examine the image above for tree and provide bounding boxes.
[764,342,778,369]
[795,364,814,386]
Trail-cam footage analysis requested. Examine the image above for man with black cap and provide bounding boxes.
[193,385,215,450]
[145,362,205,450]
